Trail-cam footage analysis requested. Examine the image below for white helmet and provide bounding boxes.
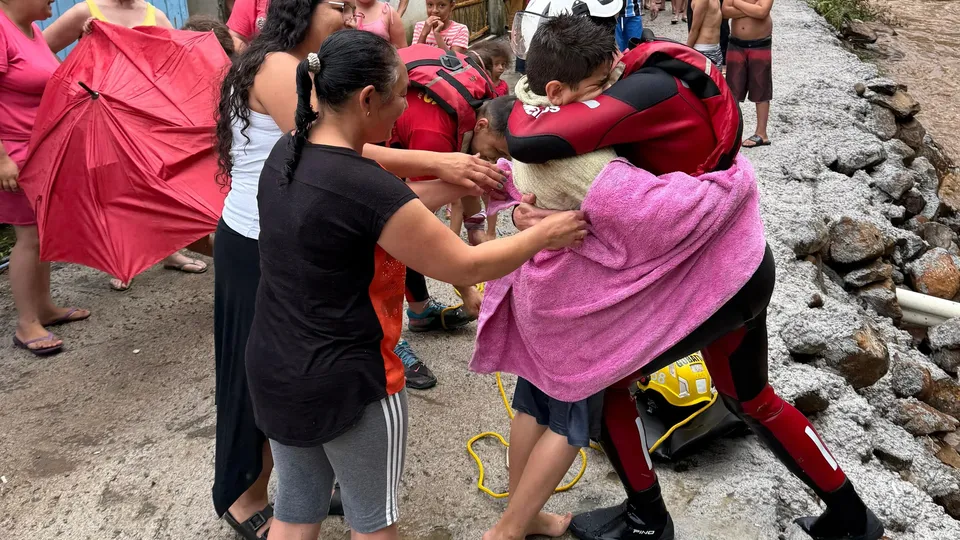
[511,0,624,59]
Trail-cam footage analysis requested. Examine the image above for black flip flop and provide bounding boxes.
[742,134,771,148]
[224,504,273,540]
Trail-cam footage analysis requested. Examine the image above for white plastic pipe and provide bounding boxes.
[901,309,948,327]
[896,288,960,321]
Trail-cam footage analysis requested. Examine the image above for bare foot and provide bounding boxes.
[528,512,573,537]
[109,277,132,291]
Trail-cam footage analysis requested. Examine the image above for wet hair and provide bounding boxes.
[284,30,400,184]
[181,14,235,58]
[525,13,616,95]
[477,95,517,136]
[214,0,323,188]
[468,39,513,73]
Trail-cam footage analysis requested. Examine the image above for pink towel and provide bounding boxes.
[470,155,766,401]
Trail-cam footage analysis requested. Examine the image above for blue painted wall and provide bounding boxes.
[37,0,190,58]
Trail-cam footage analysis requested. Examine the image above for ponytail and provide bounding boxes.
[284,54,321,184]
[281,30,400,185]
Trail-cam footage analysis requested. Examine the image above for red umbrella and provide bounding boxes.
[18,22,230,283]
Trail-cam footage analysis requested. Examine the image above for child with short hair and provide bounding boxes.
[482,14,619,540]
[413,0,469,53]
[510,14,620,211]
[181,14,236,58]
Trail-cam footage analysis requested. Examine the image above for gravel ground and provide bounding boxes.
[2,2,960,539]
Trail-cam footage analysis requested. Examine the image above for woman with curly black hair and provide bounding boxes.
[212,1,505,538]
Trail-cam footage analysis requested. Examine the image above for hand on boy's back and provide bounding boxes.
[513,194,562,231]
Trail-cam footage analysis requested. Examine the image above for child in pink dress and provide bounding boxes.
[356,0,407,48]
[412,0,469,53]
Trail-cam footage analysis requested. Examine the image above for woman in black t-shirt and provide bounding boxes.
[246,30,588,540]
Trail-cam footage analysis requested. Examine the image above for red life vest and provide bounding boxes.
[506,34,742,176]
[399,44,498,148]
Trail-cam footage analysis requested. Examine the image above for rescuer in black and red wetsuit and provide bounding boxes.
[507,4,884,539]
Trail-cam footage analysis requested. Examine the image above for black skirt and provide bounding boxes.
[212,218,265,516]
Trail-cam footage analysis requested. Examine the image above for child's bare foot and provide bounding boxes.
[528,511,573,537]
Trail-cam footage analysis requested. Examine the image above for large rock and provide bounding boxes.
[867,77,899,95]
[903,188,928,217]
[930,318,960,350]
[844,259,894,287]
[939,172,960,213]
[926,378,960,418]
[936,445,960,469]
[873,422,918,471]
[781,308,890,388]
[920,134,956,174]
[898,118,928,150]
[871,162,917,200]
[833,139,887,175]
[829,322,890,388]
[885,138,917,165]
[865,104,898,141]
[829,217,886,264]
[785,216,830,257]
[921,222,960,253]
[894,398,960,435]
[793,388,831,415]
[856,278,902,320]
[931,350,960,375]
[842,19,878,43]
[890,355,934,399]
[907,248,960,299]
[869,89,922,120]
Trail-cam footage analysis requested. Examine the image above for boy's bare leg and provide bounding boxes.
[484,430,578,540]
[755,101,770,143]
[485,211,498,242]
[506,413,548,494]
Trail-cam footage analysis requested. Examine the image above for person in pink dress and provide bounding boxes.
[1,0,91,356]
[355,0,406,48]
[412,0,469,53]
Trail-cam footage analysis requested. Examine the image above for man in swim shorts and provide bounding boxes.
[722,0,773,147]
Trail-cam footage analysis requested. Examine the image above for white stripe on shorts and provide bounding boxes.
[380,393,405,525]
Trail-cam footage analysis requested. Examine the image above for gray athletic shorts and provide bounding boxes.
[269,391,408,533]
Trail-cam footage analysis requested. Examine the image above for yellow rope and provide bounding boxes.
[467,372,601,499]
[643,382,719,454]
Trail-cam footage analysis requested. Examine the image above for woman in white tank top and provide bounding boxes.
[210,1,505,538]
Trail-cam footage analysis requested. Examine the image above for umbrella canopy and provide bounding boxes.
[19,22,230,282]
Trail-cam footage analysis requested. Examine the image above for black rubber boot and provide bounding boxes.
[794,481,884,540]
[569,500,675,540]
[570,482,674,540]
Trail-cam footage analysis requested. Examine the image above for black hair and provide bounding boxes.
[477,95,516,136]
[214,0,322,188]
[467,39,513,73]
[284,30,400,184]
[525,13,616,96]
[181,14,235,58]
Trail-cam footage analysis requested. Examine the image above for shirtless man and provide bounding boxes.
[722,0,773,147]
[686,0,723,67]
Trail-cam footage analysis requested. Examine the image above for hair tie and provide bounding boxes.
[307,52,321,73]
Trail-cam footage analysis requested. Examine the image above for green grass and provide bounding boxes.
[807,0,877,29]
[0,224,14,260]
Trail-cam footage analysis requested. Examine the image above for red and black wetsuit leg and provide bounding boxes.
[570,246,883,540]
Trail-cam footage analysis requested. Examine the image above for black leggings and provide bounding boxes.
[405,268,430,304]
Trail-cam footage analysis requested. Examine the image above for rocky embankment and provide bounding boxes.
[732,3,960,537]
